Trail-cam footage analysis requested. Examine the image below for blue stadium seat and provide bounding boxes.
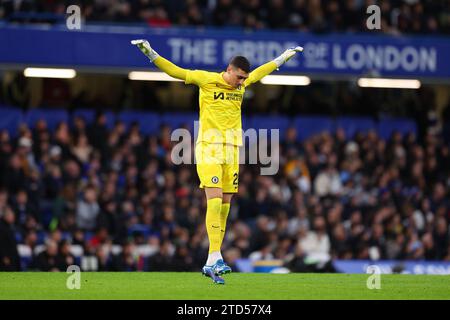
[61,232,72,241]
[160,112,198,133]
[0,106,23,136]
[39,201,54,229]
[36,231,47,245]
[84,231,94,241]
[72,109,95,122]
[15,231,23,243]
[20,256,33,271]
[73,109,116,129]
[293,116,334,141]
[128,224,151,239]
[377,118,417,140]
[248,115,291,137]
[335,116,376,139]
[24,108,69,131]
[118,111,160,135]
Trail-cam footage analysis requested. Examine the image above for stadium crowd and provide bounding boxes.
[1,0,450,35]
[0,110,449,272]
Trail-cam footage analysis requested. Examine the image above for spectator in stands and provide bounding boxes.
[212,0,234,26]
[111,240,139,271]
[171,245,195,271]
[434,217,449,260]
[300,216,330,262]
[87,111,109,161]
[249,243,275,261]
[266,0,289,29]
[71,133,93,165]
[148,240,174,271]
[76,185,100,231]
[11,189,39,228]
[0,106,448,273]
[313,157,342,197]
[0,206,21,271]
[56,239,77,271]
[33,239,60,271]
[285,241,308,272]
[4,152,28,194]
[2,0,450,36]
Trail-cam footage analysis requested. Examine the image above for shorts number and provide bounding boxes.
[233,173,238,186]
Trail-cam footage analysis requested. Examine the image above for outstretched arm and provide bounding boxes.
[131,39,187,81]
[245,46,303,87]
[245,61,278,86]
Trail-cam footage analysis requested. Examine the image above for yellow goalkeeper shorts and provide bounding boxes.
[195,142,239,193]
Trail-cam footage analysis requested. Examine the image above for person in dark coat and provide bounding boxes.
[0,208,21,271]
[33,239,60,271]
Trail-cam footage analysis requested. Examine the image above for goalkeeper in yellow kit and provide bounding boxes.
[132,39,303,284]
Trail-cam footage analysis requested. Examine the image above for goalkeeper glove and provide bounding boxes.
[273,46,304,68]
[131,39,159,62]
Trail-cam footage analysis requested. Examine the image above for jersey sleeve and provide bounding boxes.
[244,61,278,87]
[185,70,211,87]
[153,56,187,80]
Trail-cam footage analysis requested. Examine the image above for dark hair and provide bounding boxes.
[229,56,250,73]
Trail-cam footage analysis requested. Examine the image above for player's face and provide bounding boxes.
[228,66,249,88]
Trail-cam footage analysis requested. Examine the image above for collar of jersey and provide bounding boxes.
[218,72,236,90]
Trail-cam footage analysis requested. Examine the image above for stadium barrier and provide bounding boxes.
[235,259,450,274]
[0,105,417,141]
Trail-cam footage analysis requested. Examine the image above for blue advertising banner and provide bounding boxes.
[333,260,450,274]
[0,24,449,79]
[235,259,450,274]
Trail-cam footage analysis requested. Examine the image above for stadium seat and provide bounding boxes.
[61,232,72,241]
[118,110,160,135]
[0,106,23,136]
[34,244,46,256]
[160,112,198,133]
[248,115,291,138]
[377,118,417,140]
[136,244,159,257]
[72,109,116,129]
[38,200,54,229]
[128,224,152,239]
[70,244,84,258]
[24,108,69,131]
[111,245,122,255]
[84,231,94,242]
[35,231,47,245]
[15,231,23,244]
[17,244,33,271]
[293,116,334,141]
[335,116,377,139]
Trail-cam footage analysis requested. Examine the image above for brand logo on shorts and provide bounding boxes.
[211,176,219,184]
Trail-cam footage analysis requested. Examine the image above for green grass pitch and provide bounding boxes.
[0,272,449,300]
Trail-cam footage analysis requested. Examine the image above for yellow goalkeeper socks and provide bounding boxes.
[219,203,230,247]
[205,198,223,254]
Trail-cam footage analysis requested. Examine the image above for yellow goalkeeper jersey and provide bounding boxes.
[185,62,277,146]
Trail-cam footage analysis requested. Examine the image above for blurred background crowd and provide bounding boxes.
[1,0,450,34]
[0,110,449,272]
[0,0,449,273]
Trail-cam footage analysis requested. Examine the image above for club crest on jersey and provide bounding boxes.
[211,176,219,184]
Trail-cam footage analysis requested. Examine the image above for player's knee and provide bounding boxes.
[205,187,223,200]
